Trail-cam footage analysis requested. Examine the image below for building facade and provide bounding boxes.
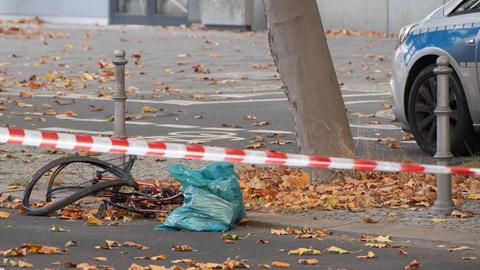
[0,0,450,34]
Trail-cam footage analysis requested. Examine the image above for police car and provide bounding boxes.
[391,0,480,155]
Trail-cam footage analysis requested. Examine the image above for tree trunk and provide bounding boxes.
[264,0,354,182]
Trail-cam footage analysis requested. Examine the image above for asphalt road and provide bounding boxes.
[0,86,433,163]
[1,209,479,270]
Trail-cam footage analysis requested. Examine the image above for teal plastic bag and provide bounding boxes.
[155,162,246,232]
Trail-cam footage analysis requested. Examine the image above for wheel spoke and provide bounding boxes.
[417,114,435,131]
[415,102,432,113]
[419,86,435,107]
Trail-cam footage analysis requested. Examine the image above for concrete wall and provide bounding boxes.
[201,0,253,27]
[0,0,110,24]
[316,0,448,34]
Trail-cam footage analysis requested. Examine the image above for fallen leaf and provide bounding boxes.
[400,249,409,255]
[86,215,102,226]
[448,246,474,252]
[460,256,477,260]
[128,264,146,270]
[242,115,256,120]
[123,241,149,250]
[0,210,11,219]
[253,121,269,126]
[288,247,321,255]
[19,90,33,98]
[3,258,33,268]
[256,239,269,244]
[141,106,157,113]
[63,110,78,118]
[431,218,447,223]
[359,235,392,243]
[383,103,393,109]
[257,264,271,269]
[356,251,377,259]
[325,246,350,254]
[64,240,77,247]
[271,261,290,268]
[49,225,68,232]
[365,243,388,248]
[92,257,107,262]
[89,105,104,112]
[271,229,289,235]
[363,217,379,224]
[466,193,480,200]
[171,244,193,251]
[451,210,474,218]
[404,259,420,270]
[246,143,264,150]
[298,258,319,265]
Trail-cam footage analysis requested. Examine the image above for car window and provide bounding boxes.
[451,0,480,15]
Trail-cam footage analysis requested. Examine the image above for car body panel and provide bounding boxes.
[391,1,480,132]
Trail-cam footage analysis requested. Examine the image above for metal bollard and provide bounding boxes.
[112,49,128,164]
[431,56,455,215]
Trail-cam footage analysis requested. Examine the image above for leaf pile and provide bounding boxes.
[237,166,480,212]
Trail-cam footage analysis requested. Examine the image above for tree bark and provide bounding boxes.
[264,0,354,182]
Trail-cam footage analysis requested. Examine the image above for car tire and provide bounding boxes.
[407,64,477,156]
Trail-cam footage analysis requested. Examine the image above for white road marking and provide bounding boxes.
[247,130,294,134]
[156,124,200,129]
[208,92,284,98]
[350,124,401,130]
[342,93,391,98]
[344,100,389,105]
[353,136,416,144]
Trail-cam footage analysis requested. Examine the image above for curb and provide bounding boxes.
[246,211,480,246]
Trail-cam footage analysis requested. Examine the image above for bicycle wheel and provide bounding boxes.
[23,156,138,216]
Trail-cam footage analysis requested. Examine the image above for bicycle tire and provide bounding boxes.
[23,156,137,216]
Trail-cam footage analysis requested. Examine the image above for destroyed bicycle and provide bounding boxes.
[22,155,183,216]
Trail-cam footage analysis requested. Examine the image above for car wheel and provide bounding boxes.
[407,64,476,156]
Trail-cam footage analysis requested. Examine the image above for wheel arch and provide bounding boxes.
[404,50,466,120]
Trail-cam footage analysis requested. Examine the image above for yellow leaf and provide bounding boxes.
[288,247,321,255]
[431,218,448,223]
[271,261,290,268]
[359,235,392,243]
[466,194,480,200]
[49,224,68,232]
[365,243,388,248]
[356,251,377,259]
[86,215,102,226]
[271,229,289,235]
[0,210,11,219]
[325,246,349,254]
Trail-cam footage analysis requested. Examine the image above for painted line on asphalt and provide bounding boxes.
[353,136,416,144]
[39,127,114,135]
[0,92,391,106]
[350,123,401,130]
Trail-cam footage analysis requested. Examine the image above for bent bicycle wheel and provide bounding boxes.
[23,156,137,216]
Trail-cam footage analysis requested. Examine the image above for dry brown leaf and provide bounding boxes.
[123,241,149,250]
[63,110,78,118]
[383,103,393,109]
[242,114,257,120]
[404,259,420,270]
[65,240,77,247]
[246,143,264,150]
[460,256,477,260]
[141,106,157,113]
[171,244,193,251]
[448,246,474,252]
[19,90,33,98]
[356,251,377,259]
[451,210,474,218]
[298,258,319,265]
[0,210,11,219]
[92,257,107,262]
[253,121,269,126]
[363,217,379,224]
[271,261,290,268]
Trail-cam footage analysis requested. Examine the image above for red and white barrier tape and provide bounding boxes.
[0,127,478,176]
